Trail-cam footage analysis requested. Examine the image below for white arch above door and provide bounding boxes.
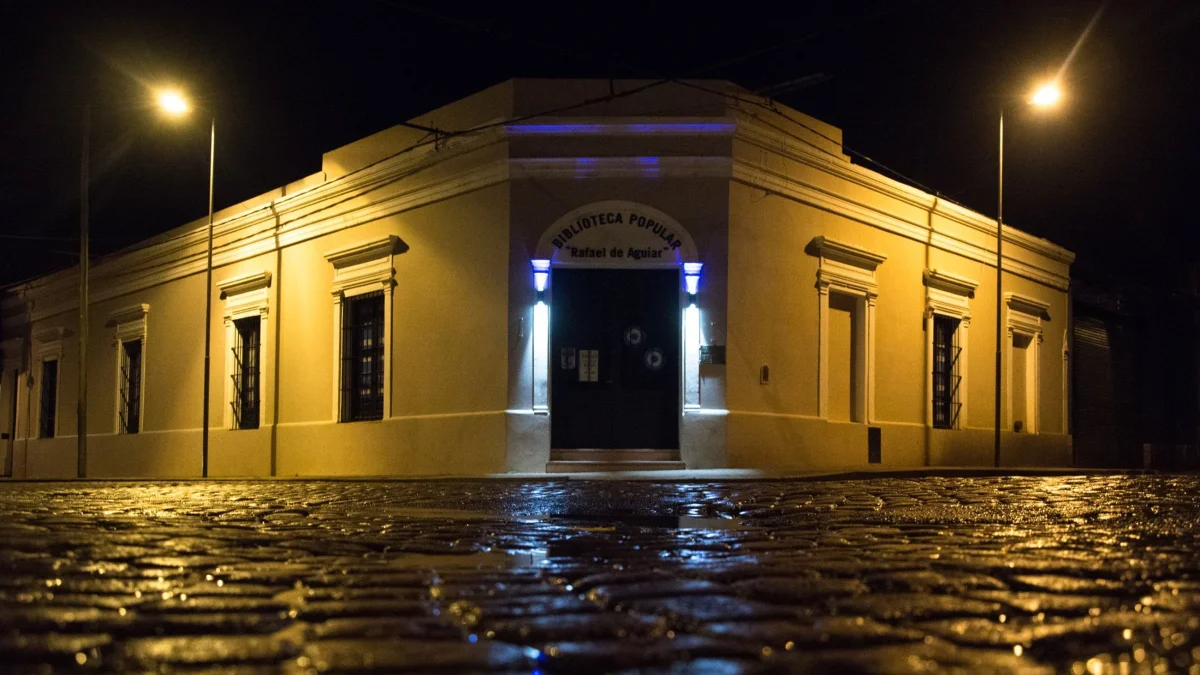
[535,201,699,267]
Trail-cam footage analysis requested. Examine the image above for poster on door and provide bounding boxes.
[577,349,599,382]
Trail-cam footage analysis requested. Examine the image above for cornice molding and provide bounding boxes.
[924,269,978,298]
[277,160,507,250]
[217,271,272,299]
[8,108,1072,323]
[12,129,507,315]
[733,159,1070,291]
[733,115,1075,265]
[20,159,504,322]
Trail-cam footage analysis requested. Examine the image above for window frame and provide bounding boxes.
[231,316,261,429]
[218,271,272,431]
[109,304,149,435]
[118,339,143,435]
[924,269,976,431]
[31,327,65,440]
[325,236,400,423]
[811,237,885,423]
[931,315,962,430]
[339,291,386,422]
[37,359,59,439]
[1004,292,1050,436]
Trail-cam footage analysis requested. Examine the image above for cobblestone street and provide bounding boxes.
[2,474,1199,673]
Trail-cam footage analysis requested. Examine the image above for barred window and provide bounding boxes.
[932,315,962,429]
[231,317,260,429]
[39,360,58,438]
[119,339,143,434]
[340,292,385,422]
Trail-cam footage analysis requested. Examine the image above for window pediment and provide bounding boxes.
[808,236,887,270]
[107,304,148,344]
[218,271,272,299]
[1005,292,1051,320]
[325,235,405,296]
[1006,292,1050,337]
[925,269,977,320]
[809,236,886,296]
[219,271,272,320]
[107,304,149,327]
[924,269,977,298]
[33,327,65,360]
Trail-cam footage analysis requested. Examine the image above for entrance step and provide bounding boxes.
[551,449,678,463]
[546,460,688,473]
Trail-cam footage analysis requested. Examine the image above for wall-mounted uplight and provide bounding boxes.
[532,259,550,304]
[684,262,703,307]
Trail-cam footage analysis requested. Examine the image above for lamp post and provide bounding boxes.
[74,91,213,478]
[77,107,89,478]
[154,89,214,478]
[993,81,1062,468]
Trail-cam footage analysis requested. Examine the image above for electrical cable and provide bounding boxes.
[301,0,938,186]
[0,234,87,242]
[2,3,967,290]
[326,79,676,186]
[672,79,971,210]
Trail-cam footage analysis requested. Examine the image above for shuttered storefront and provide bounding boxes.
[1073,314,1141,467]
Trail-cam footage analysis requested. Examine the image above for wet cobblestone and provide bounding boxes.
[0,474,1199,673]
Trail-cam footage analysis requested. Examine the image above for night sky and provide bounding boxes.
[1,1,1196,291]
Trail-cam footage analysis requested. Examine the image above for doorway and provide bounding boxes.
[550,268,681,449]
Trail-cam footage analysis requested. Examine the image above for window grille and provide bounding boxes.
[932,315,962,429]
[340,291,385,422]
[39,360,58,438]
[119,340,142,434]
[231,317,261,429]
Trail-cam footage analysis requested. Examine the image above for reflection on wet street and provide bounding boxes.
[1,474,1199,673]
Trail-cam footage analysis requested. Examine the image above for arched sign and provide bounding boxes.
[535,201,698,267]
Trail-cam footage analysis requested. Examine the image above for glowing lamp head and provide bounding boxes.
[156,89,191,117]
[1029,82,1062,109]
[683,262,703,306]
[531,259,550,303]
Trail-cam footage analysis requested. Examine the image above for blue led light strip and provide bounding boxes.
[506,122,735,135]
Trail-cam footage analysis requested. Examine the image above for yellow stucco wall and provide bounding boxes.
[11,166,510,479]
[725,120,1071,469]
[273,181,511,476]
[1,79,1072,478]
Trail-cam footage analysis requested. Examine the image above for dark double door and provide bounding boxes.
[550,269,681,449]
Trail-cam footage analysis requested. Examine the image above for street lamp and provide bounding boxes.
[994,80,1063,467]
[76,90,205,477]
[1030,83,1062,108]
[156,90,191,116]
[153,88,215,478]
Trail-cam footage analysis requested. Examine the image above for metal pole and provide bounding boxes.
[993,109,1004,468]
[201,117,215,478]
[77,105,90,479]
